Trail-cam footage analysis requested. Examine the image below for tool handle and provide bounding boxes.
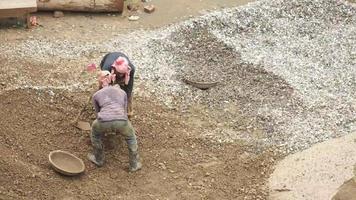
[72,95,92,124]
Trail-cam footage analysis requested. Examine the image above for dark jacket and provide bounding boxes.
[100,52,135,99]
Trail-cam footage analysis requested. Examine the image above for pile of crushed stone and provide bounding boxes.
[114,0,356,153]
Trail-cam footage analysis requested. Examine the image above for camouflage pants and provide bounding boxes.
[91,119,138,153]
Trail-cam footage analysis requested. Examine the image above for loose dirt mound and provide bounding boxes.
[2,0,354,199]
[332,178,356,200]
[269,132,356,200]
[0,88,275,199]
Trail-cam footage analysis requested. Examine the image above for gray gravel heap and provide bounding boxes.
[1,0,355,153]
[115,0,356,153]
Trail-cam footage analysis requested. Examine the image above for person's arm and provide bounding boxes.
[127,63,135,97]
[92,95,100,117]
[121,63,135,99]
[124,92,128,116]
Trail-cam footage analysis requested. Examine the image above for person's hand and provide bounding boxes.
[110,70,116,84]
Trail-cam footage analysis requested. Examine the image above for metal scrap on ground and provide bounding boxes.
[183,78,219,90]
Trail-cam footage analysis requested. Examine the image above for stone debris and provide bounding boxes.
[53,11,64,18]
[1,0,355,155]
[128,15,140,21]
[144,5,155,13]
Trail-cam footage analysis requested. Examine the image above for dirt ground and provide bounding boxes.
[269,132,356,200]
[0,0,281,200]
[0,89,275,200]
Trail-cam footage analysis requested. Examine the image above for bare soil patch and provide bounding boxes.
[0,88,275,199]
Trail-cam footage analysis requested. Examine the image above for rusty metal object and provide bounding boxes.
[183,78,219,90]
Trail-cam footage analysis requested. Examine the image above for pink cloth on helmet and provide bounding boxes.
[111,57,131,85]
[87,63,97,72]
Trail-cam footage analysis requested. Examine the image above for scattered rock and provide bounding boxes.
[53,11,64,18]
[48,90,55,96]
[158,162,167,170]
[144,5,155,13]
[195,160,222,169]
[128,15,140,21]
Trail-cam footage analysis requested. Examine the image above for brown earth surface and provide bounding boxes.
[0,0,280,199]
[332,178,356,200]
[0,89,275,200]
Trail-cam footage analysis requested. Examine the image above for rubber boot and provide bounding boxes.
[129,151,142,172]
[127,142,141,172]
[87,148,104,167]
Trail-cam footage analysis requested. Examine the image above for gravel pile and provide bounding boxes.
[116,0,356,153]
[206,0,356,152]
[0,39,103,63]
[1,0,355,153]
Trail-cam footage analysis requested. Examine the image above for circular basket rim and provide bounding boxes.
[48,150,85,176]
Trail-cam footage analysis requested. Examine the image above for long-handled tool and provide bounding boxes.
[73,64,99,131]
[72,95,92,131]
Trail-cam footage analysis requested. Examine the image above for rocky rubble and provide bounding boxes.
[1,0,355,154]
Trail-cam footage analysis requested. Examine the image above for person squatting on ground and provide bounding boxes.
[87,70,142,172]
[100,52,135,117]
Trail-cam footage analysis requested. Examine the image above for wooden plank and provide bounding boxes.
[0,0,37,20]
[0,8,37,18]
[0,0,37,10]
[37,0,123,12]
